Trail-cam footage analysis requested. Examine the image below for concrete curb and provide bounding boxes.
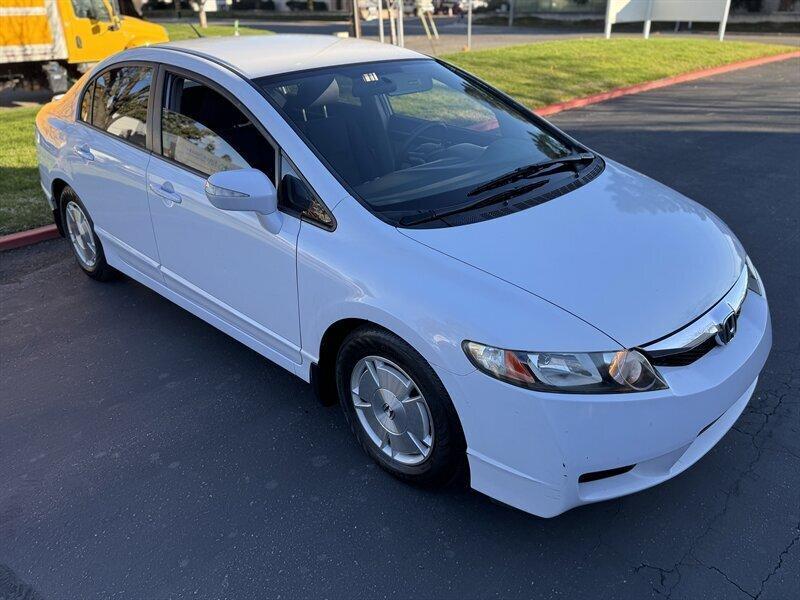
[0,224,59,251]
[535,50,800,117]
[2,50,798,251]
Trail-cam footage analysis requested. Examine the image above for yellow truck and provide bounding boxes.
[1,0,167,92]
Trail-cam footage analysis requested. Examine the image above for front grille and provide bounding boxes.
[649,337,718,367]
[643,267,750,369]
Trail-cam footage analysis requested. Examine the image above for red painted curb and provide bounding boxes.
[0,224,60,251]
[535,50,800,117]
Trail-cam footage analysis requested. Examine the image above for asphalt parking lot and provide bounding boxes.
[2,59,799,600]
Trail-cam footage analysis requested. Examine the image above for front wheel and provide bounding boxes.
[336,326,467,487]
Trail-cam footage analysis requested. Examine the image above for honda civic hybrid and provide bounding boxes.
[35,35,771,517]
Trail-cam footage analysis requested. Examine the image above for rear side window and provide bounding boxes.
[80,81,93,122]
[91,66,152,149]
[160,74,276,180]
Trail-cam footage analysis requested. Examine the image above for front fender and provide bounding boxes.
[297,197,619,378]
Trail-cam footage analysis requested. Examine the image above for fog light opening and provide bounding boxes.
[578,464,636,484]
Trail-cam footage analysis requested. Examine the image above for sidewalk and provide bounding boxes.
[188,17,800,56]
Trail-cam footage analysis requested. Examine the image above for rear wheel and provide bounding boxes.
[336,326,467,487]
[61,187,115,281]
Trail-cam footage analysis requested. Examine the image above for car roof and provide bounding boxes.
[158,34,427,79]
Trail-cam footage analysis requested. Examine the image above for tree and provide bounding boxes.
[196,0,209,28]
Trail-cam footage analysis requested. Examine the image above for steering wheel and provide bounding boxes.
[397,121,447,166]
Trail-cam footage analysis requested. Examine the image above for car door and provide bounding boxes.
[70,63,160,280]
[146,69,303,365]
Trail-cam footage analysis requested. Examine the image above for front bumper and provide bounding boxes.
[441,290,772,518]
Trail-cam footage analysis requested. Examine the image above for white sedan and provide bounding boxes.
[35,35,771,517]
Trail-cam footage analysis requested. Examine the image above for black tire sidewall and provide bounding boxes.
[336,327,466,486]
[60,187,111,279]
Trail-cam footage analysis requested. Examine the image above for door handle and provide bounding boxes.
[149,181,182,204]
[73,143,94,161]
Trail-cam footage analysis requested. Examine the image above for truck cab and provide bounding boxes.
[0,0,168,92]
[61,0,168,63]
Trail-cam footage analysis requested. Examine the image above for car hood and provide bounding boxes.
[399,160,745,349]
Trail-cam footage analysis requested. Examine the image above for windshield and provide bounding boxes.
[257,59,586,224]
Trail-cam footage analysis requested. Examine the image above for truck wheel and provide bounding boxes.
[42,61,69,94]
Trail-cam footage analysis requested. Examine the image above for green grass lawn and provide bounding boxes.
[160,22,269,41]
[441,38,792,109]
[0,107,42,235]
[0,38,794,235]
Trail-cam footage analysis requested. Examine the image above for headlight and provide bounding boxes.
[463,341,667,393]
[746,256,764,297]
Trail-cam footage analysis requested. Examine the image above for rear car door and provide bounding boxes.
[70,63,160,279]
[146,69,303,365]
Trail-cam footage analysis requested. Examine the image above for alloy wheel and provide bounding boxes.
[350,356,435,466]
[65,200,97,269]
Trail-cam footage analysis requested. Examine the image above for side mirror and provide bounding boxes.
[205,168,282,234]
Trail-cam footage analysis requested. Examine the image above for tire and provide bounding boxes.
[336,326,467,487]
[60,186,116,282]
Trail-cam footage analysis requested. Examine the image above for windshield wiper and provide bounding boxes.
[467,152,595,197]
[397,152,596,227]
[399,179,550,226]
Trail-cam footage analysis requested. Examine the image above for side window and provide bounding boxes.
[70,0,111,21]
[279,153,334,229]
[160,74,276,180]
[91,66,151,149]
[389,79,499,131]
[80,81,94,122]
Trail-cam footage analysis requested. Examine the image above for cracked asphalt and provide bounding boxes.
[1,60,799,599]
